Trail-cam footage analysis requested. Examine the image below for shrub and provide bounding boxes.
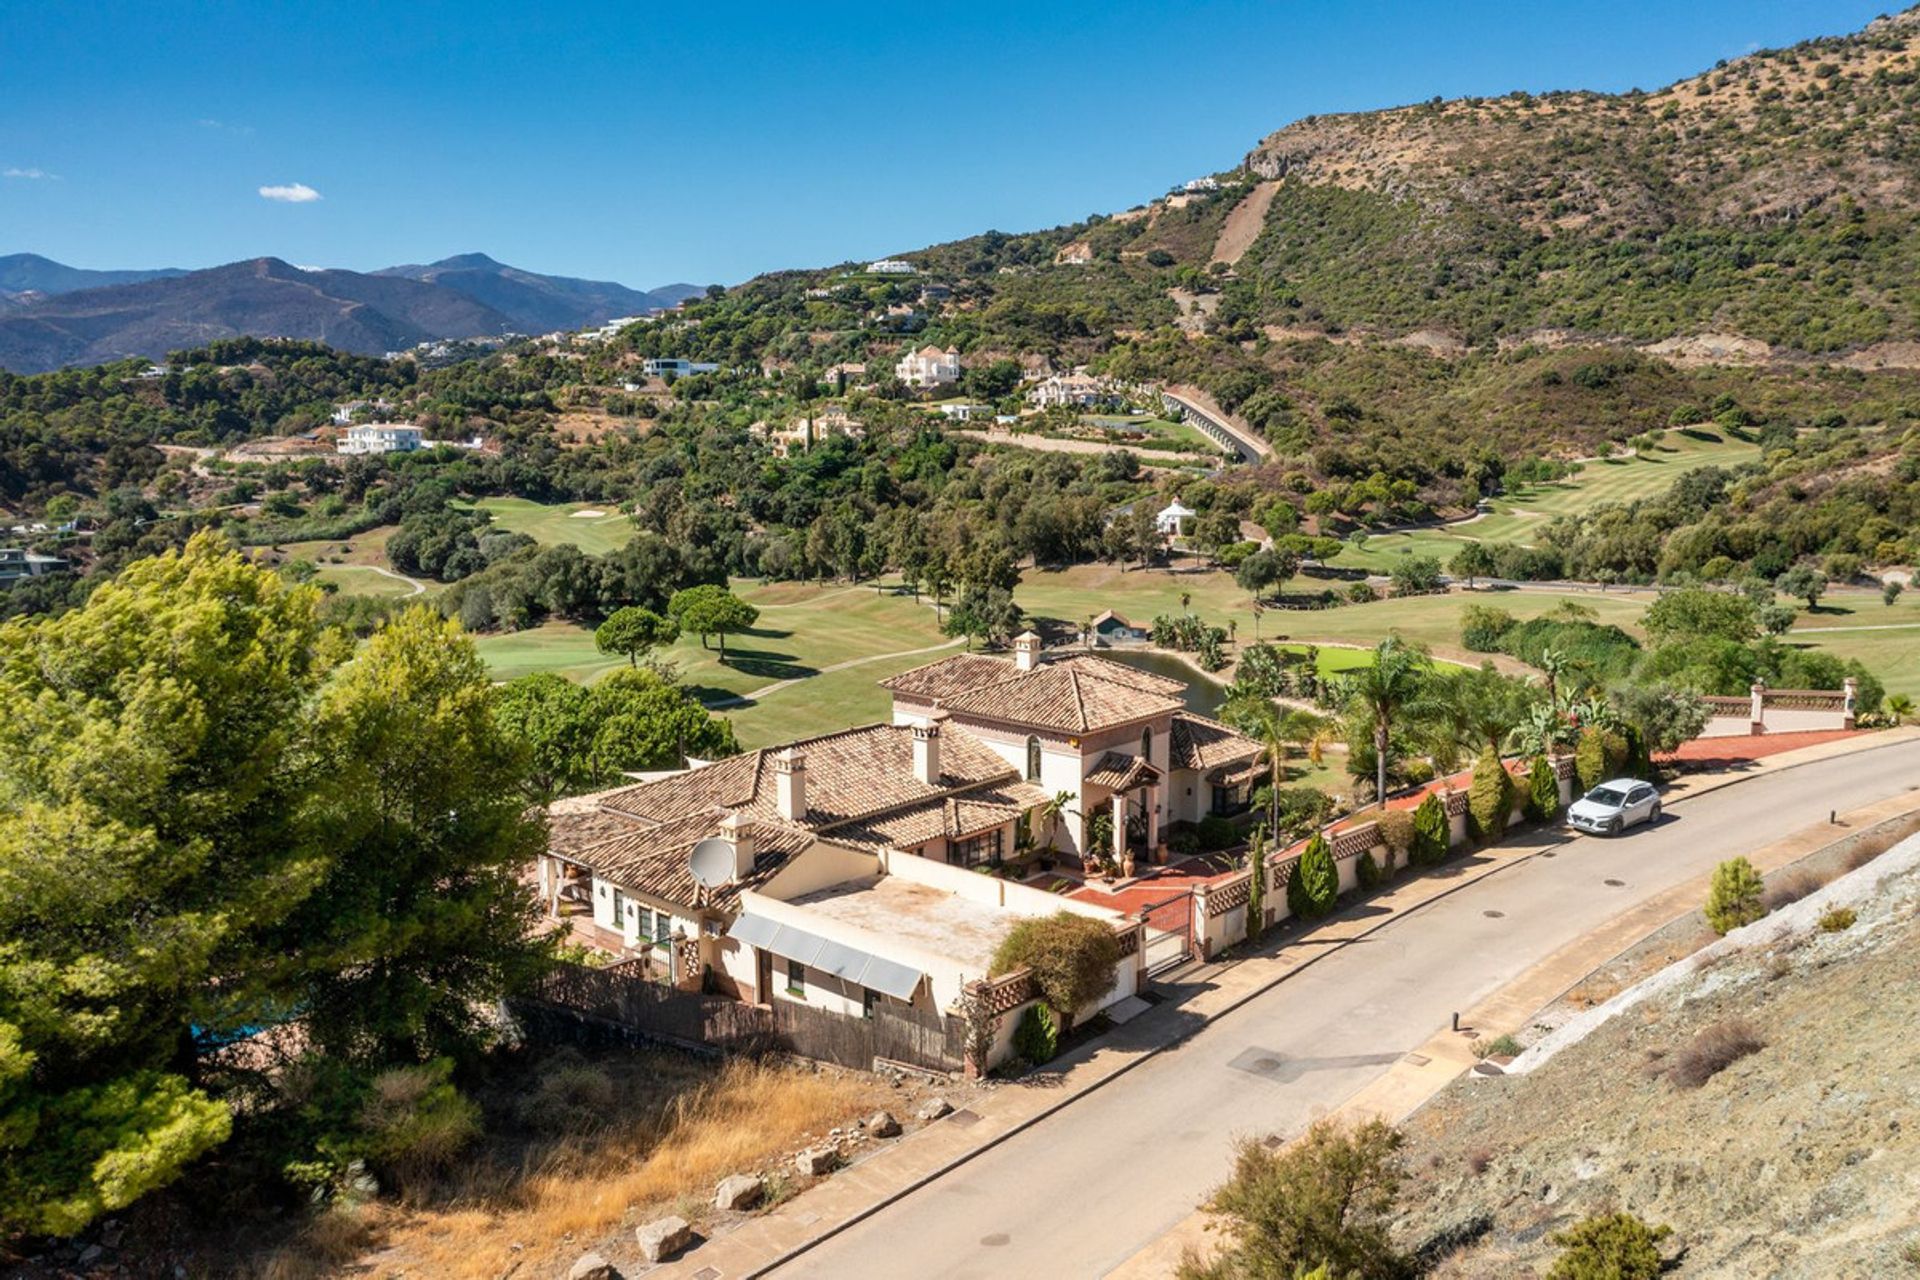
[1409,792,1449,866]
[1467,749,1514,842]
[1704,857,1767,935]
[1525,755,1560,822]
[1375,808,1414,865]
[1346,581,1378,604]
[1818,905,1857,932]
[1761,867,1821,912]
[1012,1002,1059,1065]
[1356,848,1382,890]
[1460,604,1516,652]
[1575,726,1627,792]
[514,1056,615,1135]
[1548,1212,1672,1280]
[1400,758,1435,786]
[1245,832,1268,943]
[991,912,1120,1021]
[1181,1118,1407,1280]
[1479,1033,1522,1058]
[358,1059,481,1195]
[1287,833,1339,919]
[1667,1018,1765,1088]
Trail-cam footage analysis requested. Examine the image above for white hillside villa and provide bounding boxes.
[1156,499,1196,535]
[894,344,961,389]
[1028,369,1114,409]
[867,258,917,275]
[534,635,1257,1035]
[336,423,423,455]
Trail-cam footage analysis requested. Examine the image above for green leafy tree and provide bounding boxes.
[593,605,679,667]
[1388,555,1444,596]
[667,584,760,663]
[1775,564,1827,611]
[1704,856,1766,935]
[1225,691,1329,834]
[1448,540,1496,587]
[1609,682,1709,756]
[1179,1118,1409,1280]
[1525,755,1561,823]
[1287,833,1339,919]
[0,533,329,1235]
[280,607,554,1065]
[1467,748,1514,842]
[1642,588,1757,646]
[1409,791,1449,866]
[491,672,600,802]
[1548,1212,1672,1280]
[990,912,1120,1029]
[588,668,741,777]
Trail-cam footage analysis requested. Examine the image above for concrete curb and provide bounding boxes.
[735,730,1920,1278]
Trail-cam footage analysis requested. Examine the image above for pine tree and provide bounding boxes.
[1525,755,1561,822]
[1704,857,1766,935]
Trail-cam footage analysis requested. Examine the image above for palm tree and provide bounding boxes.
[1888,693,1914,726]
[1036,790,1077,853]
[1433,662,1537,767]
[1537,645,1570,709]
[1226,689,1329,832]
[1341,636,1443,809]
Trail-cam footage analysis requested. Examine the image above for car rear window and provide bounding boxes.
[1585,786,1628,805]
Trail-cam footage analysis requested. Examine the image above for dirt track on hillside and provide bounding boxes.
[1212,180,1280,264]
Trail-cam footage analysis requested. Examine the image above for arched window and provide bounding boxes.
[1026,735,1043,781]
[1140,726,1153,760]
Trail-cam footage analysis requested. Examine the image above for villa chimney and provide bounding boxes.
[1013,630,1043,673]
[718,810,756,879]
[774,748,807,822]
[912,711,948,785]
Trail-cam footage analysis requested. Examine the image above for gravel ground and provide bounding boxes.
[1392,844,1920,1277]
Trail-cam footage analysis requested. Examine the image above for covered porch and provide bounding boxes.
[1085,751,1166,872]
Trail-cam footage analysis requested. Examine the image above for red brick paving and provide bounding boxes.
[1657,728,1868,769]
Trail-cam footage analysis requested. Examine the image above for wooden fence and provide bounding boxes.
[514,962,964,1074]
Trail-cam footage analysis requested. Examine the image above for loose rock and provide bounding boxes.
[565,1252,619,1280]
[916,1097,954,1121]
[865,1109,901,1138]
[715,1173,765,1212]
[795,1146,838,1177]
[635,1215,693,1263]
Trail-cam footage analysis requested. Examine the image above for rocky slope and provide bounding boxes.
[1391,842,1920,1277]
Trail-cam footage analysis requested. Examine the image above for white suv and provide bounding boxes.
[1568,778,1661,836]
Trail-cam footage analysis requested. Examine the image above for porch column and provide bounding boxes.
[1112,792,1126,864]
[1146,785,1161,859]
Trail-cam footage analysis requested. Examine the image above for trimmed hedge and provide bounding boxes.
[1287,832,1339,918]
[1467,748,1514,842]
[1409,792,1449,866]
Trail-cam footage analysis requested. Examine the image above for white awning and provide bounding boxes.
[727,913,925,1001]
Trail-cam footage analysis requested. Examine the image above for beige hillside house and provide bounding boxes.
[894,343,961,388]
[534,633,1256,1022]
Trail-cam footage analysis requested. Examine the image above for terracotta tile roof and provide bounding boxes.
[832,781,1050,853]
[1169,712,1263,773]
[565,809,815,909]
[548,723,1033,909]
[883,650,1185,735]
[1084,751,1163,792]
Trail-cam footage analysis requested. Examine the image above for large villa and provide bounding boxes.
[534,633,1263,1030]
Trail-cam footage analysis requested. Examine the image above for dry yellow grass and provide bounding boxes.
[256,1056,885,1280]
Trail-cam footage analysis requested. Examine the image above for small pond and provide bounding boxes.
[1095,647,1227,717]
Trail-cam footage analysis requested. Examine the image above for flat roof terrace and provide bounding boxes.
[787,874,1015,973]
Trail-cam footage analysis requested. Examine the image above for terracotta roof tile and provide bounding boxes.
[568,810,815,909]
[1084,751,1162,792]
[940,664,1184,734]
[1169,712,1263,773]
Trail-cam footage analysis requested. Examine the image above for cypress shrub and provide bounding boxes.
[1525,755,1560,822]
[1287,832,1339,919]
[1704,857,1766,935]
[1012,1002,1059,1064]
[1409,792,1449,866]
[1575,726,1628,791]
[1356,848,1382,890]
[1467,749,1514,842]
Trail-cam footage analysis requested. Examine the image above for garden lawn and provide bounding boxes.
[1340,430,1763,572]
[1787,587,1920,703]
[468,496,635,555]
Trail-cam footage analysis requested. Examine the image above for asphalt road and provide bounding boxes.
[772,739,1920,1280]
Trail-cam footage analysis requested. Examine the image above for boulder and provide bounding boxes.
[635,1215,693,1264]
[916,1097,954,1122]
[715,1173,765,1212]
[795,1146,838,1177]
[864,1109,901,1138]
[565,1252,619,1280]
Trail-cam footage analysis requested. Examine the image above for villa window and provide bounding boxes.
[1211,783,1251,816]
[1140,726,1153,760]
[949,827,1004,869]
[787,959,806,996]
[1026,735,1042,781]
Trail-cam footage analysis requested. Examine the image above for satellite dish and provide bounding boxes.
[689,837,740,889]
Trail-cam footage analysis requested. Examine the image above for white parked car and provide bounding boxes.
[1568,778,1661,836]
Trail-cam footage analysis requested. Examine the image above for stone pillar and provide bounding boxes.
[1146,784,1161,859]
[1112,792,1127,866]
[1192,881,1211,961]
[1843,676,1859,729]
[1750,681,1767,736]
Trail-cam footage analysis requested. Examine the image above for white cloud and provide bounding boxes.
[259,182,322,203]
[3,167,58,180]
[198,118,255,136]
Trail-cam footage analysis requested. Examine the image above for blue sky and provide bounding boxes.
[0,1,1894,287]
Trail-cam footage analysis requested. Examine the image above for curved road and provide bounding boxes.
[773,739,1920,1279]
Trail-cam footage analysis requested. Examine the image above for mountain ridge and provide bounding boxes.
[0,253,701,372]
